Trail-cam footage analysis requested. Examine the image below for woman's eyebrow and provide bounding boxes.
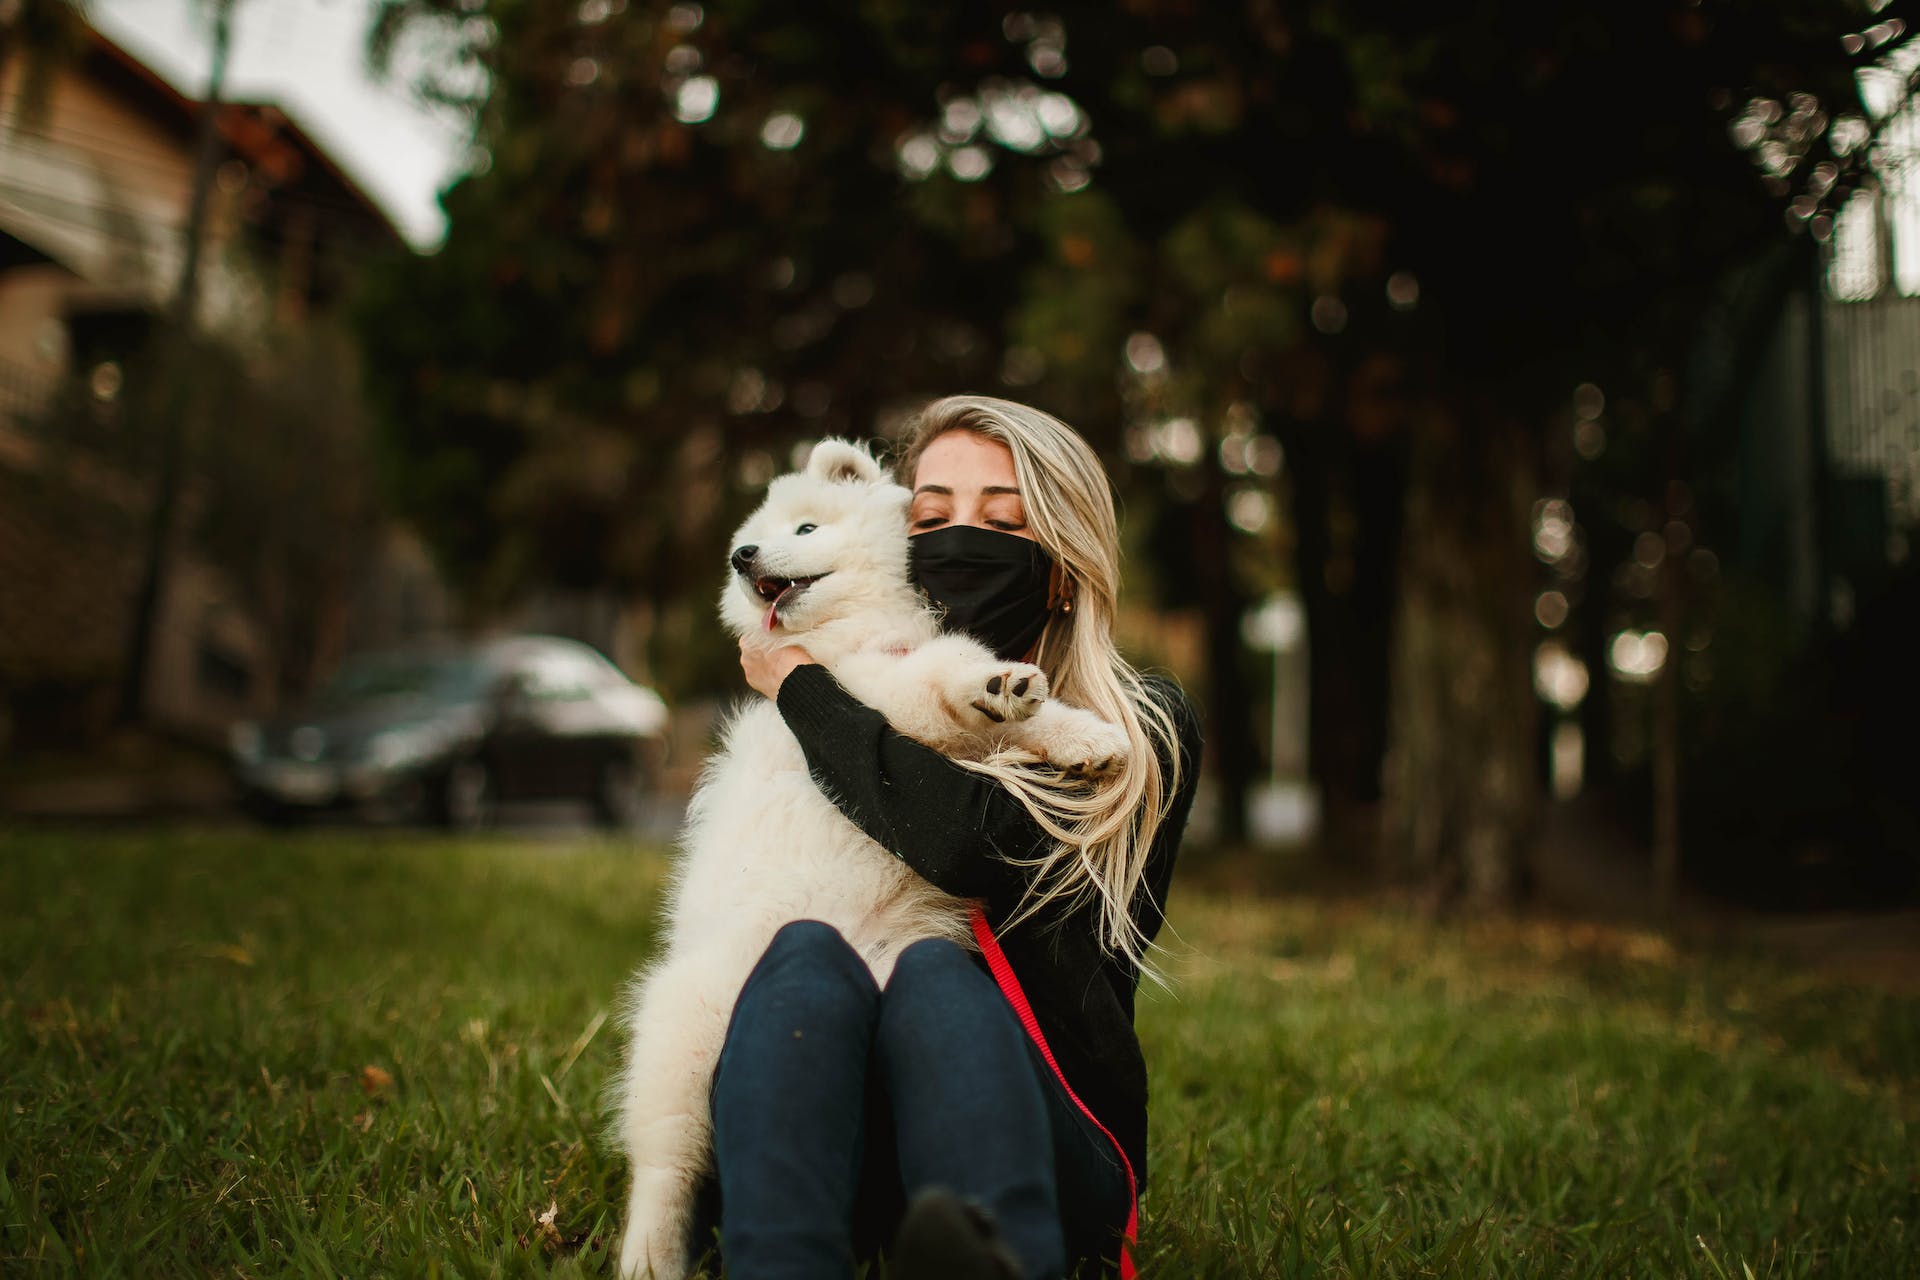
[912,484,953,496]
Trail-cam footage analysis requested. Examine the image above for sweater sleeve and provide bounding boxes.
[774,663,1050,904]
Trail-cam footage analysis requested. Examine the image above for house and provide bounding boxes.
[0,22,429,751]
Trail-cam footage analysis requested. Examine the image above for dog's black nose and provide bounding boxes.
[731,545,759,574]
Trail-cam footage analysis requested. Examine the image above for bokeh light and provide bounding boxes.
[1574,419,1607,459]
[1633,530,1666,570]
[1534,642,1590,709]
[760,112,805,150]
[897,133,940,180]
[1245,435,1283,477]
[1608,630,1669,683]
[1157,417,1203,465]
[1532,498,1576,563]
[1227,488,1275,535]
[1310,295,1348,335]
[672,76,719,124]
[947,146,993,181]
[89,361,122,403]
[1125,332,1167,375]
[1386,272,1420,310]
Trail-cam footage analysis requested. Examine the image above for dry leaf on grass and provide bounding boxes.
[532,1200,563,1253]
[360,1064,395,1095]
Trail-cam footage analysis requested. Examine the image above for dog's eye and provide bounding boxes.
[795,523,817,535]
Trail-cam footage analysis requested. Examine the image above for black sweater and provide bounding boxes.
[775,663,1203,1190]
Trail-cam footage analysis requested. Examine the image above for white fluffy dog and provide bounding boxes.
[613,440,1127,1279]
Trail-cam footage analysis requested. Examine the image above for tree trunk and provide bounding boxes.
[1194,460,1256,846]
[1283,426,1406,871]
[117,0,234,726]
[1381,407,1540,908]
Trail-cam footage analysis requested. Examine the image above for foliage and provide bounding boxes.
[1,828,1914,1275]
[192,322,388,694]
[354,1,1917,875]
[355,2,1046,617]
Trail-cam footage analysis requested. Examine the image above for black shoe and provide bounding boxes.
[888,1188,1028,1280]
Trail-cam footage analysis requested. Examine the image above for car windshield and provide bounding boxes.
[315,652,488,707]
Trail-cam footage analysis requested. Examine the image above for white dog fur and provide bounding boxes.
[613,439,1128,1279]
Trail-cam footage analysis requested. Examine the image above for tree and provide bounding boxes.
[117,0,237,725]
[363,0,1911,895]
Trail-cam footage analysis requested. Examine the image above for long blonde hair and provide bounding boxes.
[897,395,1185,970]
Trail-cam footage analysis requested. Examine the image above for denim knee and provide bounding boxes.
[879,937,991,1037]
[743,919,877,1003]
[887,936,974,991]
[765,918,859,963]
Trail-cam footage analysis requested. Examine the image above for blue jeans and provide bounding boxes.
[703,919,1130,1280]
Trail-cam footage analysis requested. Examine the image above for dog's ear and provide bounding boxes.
[805,438,883,486]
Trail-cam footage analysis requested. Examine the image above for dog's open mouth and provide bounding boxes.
[749,572,828,629]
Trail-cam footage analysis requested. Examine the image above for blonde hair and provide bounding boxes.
[897,395,1185,971]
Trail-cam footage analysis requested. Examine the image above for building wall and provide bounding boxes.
[0,264,78,395]
[0,59,194,298]
[0,54,264,365]
[0,48,332,748]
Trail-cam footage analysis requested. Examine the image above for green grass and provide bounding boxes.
[1,828,1914,1277]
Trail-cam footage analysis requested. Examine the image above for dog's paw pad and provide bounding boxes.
[1062,754,1124,782]
[971,664,1046,726]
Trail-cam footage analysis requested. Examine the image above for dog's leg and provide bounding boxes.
[835,635,1048,746]
[999,700,1131,781]
[835,636,1129,779]
[615,947,746,1280]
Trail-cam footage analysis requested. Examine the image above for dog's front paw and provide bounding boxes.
[619,1171,694,1280]
[1036,716,1129,782]
[968,663,1048,726]
[618,1222,689,1280]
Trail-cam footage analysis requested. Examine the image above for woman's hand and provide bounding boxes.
[740,639,816,699]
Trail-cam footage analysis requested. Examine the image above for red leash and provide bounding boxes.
[969,905,1140,1279]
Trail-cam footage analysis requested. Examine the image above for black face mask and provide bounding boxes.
[909,525,1056,660]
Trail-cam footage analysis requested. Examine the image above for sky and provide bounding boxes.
[91,0,467,247]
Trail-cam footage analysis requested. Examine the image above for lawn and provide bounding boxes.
[1,827,1913,1277]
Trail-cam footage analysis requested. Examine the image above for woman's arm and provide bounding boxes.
[773,663,1050,904]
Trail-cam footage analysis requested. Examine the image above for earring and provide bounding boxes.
[1050,572,1075,613]
[1047,563,1074,613]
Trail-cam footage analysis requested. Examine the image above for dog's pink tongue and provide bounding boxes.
[763,601,778,631]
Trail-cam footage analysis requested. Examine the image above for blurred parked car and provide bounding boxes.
[228,635,668,828]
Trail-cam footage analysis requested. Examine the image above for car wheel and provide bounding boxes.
[592,756,646,830]
[437,758,495,831]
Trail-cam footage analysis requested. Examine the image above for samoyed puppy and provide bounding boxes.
[613,439,1128,1279]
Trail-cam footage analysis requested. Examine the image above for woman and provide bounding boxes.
[714,395,1202,1280]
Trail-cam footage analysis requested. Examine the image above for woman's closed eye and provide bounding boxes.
[909,502,952,530]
